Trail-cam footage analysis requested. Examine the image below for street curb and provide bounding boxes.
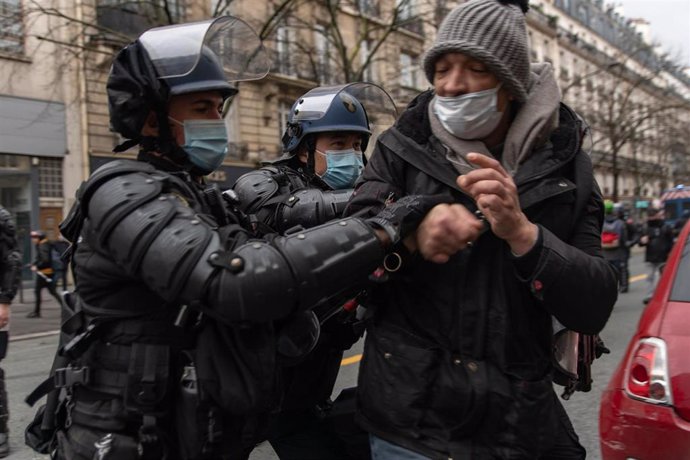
[10,330,59,342]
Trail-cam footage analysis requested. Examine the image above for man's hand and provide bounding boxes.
[367,194,454,247]
[0,304,9,329]
[458,153,538,256]
[30,265,37,272]
[415,203,484,263]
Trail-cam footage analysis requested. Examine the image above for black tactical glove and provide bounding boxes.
[366,194,453,246]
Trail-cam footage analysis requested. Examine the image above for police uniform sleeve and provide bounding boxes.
[233,168,353,232]
[84,170,385,323]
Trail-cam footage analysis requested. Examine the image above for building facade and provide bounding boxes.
[1,0,688,245]
[527,0,690,211]
[0,0,89,274]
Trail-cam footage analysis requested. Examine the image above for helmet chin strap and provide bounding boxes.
[304,136,318,178]
[149,108,206,176]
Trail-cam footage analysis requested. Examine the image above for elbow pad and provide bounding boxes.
[273,217,383,312]
[278,188,353,231]
[204,217,383,323]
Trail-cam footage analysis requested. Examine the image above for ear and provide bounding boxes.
[297,148,308,164]
[141,111,159,137]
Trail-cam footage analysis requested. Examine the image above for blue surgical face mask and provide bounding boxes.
[316,148,364,190]
[169,118,229,174]
[433,83,503,140]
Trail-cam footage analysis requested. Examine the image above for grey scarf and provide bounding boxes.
[429,62,561,177]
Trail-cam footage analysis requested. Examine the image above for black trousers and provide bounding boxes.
[538,393,586,460]
[33,274,61,315]
[268,407,370,460]
[0,332,7,434]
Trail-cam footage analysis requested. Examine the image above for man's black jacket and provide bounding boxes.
[344,91,618,459]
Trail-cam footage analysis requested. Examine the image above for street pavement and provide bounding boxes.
[7,282,64,341]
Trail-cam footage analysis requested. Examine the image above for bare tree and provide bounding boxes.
[266,0,440,85]
[563,44,690,201]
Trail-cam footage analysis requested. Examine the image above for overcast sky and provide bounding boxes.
[615,0,690,67]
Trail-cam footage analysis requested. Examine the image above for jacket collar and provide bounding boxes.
[387,91,584,189]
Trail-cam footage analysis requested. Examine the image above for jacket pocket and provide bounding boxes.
[426,355,495,442]
[358,327,438,436]
[479,375,557,459]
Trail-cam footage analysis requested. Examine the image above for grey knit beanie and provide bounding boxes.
[423,0,531,102]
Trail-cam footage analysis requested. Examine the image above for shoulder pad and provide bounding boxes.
[88,172,164,244]
[232,168,281,213]
[81,160,157,206]
[61,160,161,242]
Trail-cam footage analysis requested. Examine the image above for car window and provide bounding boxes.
[670,234,690,302]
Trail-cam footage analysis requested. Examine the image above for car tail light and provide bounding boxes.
[624,338,673,405]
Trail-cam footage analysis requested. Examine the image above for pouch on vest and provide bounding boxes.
[194,319,279,415]
[174,352,225,460]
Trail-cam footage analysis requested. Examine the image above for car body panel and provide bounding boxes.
[600,220,690,459]
[600,388,690,459]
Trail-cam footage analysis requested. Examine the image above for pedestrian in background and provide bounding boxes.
[51,235,70,291]
[601,200,629,292]
[28,230,61,318]
[0,206,21,457]
[639,204,674,304]
[344,0,618,458]
[672,209,689,241]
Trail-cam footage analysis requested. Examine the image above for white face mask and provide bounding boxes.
[433,84,503,140]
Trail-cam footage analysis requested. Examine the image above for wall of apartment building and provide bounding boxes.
[10,0,686,233]
[27,0,430,199]
[230,0,429,163]
[0,0,88,272]
[526,0,690,207]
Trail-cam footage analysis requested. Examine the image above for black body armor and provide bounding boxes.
[26,159,384,460]
[234,161,370,459]
[233,165,352,234]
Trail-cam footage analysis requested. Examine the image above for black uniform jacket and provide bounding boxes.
[344,91,618,459]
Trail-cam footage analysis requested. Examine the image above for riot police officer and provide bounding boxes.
[233,84,397,459]
[0,206,20,457]
[25,17,441,460]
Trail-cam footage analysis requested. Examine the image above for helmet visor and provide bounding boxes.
[346,82,398,156]
[138,16,270,82]
[293,83,398,156]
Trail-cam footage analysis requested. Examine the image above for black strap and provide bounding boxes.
[25,377,55,407]
[113,139,140,153]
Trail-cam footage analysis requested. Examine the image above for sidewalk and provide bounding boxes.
[8,282,64,341]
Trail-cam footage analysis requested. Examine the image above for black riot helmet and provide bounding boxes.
[106,16,270,155]
[279,83,398,174]
[165,46,238,99]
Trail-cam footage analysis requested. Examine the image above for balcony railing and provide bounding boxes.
[95,1,183,39]
[270,46,335,83]
[0,0,24,54]
[399,16,423,36]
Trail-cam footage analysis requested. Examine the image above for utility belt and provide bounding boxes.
[25,294,241,460]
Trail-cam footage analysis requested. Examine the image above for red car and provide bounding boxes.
[599,219,690,459]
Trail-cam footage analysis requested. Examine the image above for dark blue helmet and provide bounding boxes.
[282,85,372,155]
